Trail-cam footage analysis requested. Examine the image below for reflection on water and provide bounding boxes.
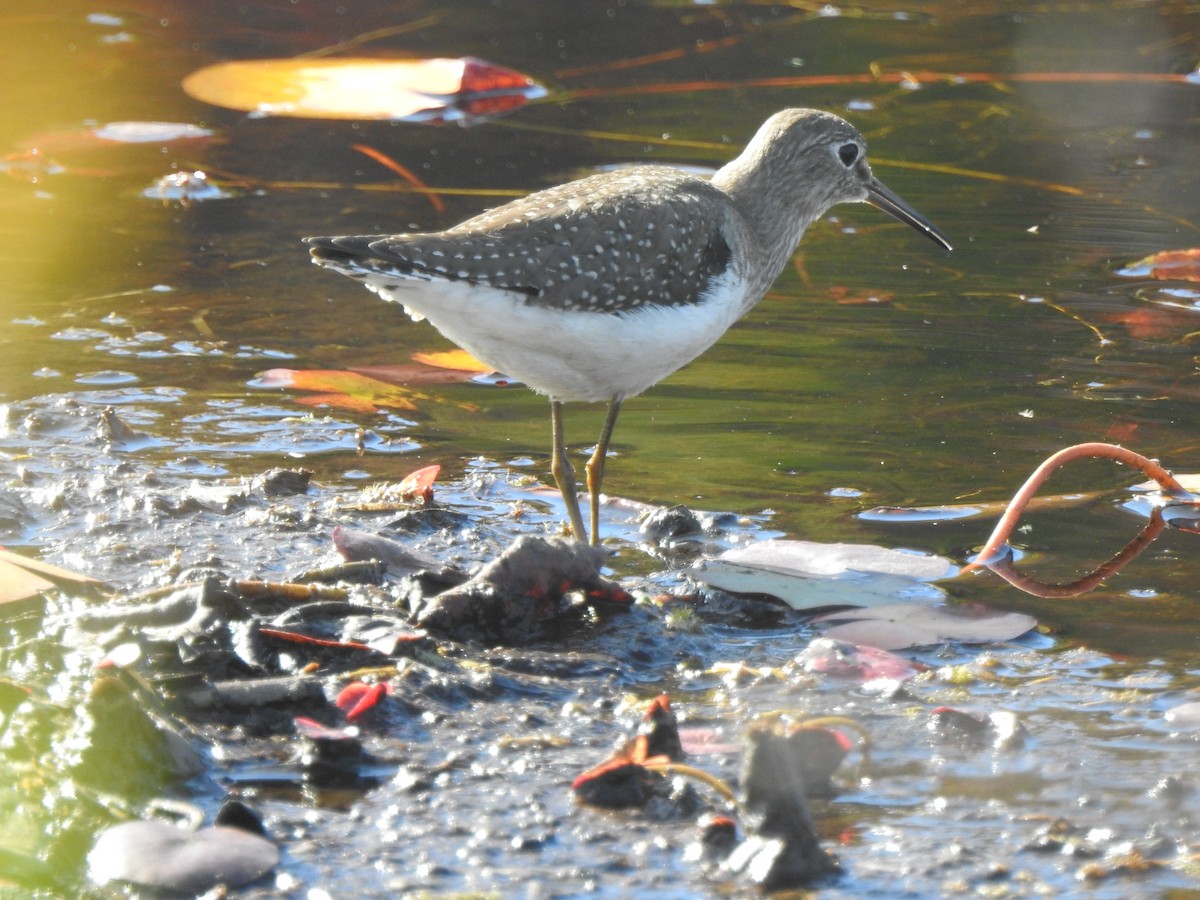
[1,1,1199,895]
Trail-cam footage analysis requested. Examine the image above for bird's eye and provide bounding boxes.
[837,143,859,167]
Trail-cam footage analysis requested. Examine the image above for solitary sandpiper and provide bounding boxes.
[306,108,951,544]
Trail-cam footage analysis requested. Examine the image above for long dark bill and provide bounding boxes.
[866,177,952,252]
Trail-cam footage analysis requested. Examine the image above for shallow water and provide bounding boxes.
[2,1,1200,897]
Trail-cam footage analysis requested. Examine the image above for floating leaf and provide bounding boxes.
[812,602,1036,651]
[691,539,955,611]
[253,368,420,412]
[5,122,217,179]
[0,546,99,604]
[0,560,54,605]
[858,504,983,523]
[11,121,215,155]
[88,122,216,145]
[182,56,546,123]
[1117,248,1200,283]
[677,728,739,756]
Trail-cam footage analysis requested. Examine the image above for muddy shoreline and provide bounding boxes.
[2,396,1198,897]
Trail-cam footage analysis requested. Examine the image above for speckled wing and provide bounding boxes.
[306,167,736,315]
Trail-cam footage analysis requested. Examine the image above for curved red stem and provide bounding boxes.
[983,510,1166,598]
[968,442,1193,572]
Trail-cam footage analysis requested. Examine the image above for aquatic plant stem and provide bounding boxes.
[966,442,1194,573]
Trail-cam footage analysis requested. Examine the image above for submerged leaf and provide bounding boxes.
[1117,248,1200,283]
[1102,306,1198,341]
[796,637,922,680]
[410,349,494,373]
[253,368,420,412]
[182,56,545,123]
[349,363,483,385]
[812,602,1036,651]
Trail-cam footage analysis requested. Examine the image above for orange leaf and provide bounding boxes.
[182,57,545,123]
[410,349,494,373]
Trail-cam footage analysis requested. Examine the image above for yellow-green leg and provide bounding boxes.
[584,396,622,547]
[550,400,589,543]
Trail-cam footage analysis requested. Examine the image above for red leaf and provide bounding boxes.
[336,681,392,721]
[397,464,440,504]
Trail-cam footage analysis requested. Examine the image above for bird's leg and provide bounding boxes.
[550,400,589,543]
[584,396,623,547]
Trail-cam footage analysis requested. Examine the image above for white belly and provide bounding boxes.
[364,272,749,403]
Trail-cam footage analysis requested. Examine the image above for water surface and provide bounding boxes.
[1,1,1199,896]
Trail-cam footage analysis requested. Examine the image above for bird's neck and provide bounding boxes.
[711,154,826,296]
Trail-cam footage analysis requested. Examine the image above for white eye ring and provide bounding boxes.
[836,142,860,168]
